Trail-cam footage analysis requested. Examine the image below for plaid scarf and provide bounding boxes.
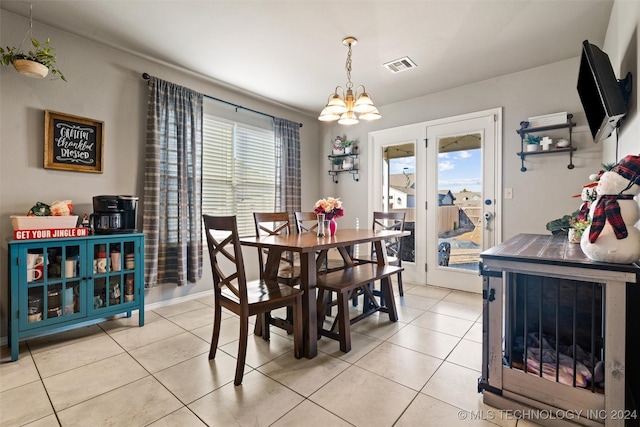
[588,194,636,243]
[578,201,590,221]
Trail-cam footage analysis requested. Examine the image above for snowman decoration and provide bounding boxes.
[580,155,640,264]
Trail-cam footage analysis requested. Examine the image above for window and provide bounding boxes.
[202,113,275,237]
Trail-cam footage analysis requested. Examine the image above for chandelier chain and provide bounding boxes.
[345,43,353,89]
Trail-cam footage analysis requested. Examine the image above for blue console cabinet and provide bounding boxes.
[8,233,145,361]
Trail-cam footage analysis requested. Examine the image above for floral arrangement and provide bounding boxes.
[314,197,344,220]
[569,217,591,235]
[568,217,591,243]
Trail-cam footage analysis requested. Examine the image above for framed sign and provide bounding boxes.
[44,110,104,173]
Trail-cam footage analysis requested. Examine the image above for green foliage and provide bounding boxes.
[526,134,541,145]
[546,210,580,235]
[0,38,66,81]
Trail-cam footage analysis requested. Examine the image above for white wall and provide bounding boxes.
[0,10,322,338]
[319,57,604,241]
[602,0,640,162]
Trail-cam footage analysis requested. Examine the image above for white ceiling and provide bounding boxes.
[1,0,613,117]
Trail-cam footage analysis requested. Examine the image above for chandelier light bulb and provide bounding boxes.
[359,107,382,121]
[338,111,359,125]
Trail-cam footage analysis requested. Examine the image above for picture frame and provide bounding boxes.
[44,110,104,173]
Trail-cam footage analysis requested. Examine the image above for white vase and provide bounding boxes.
[526,144,539,152]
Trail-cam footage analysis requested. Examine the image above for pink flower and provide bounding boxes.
[314,197,344,220]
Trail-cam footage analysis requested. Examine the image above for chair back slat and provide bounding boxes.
[203,215,248,306]
[294,211,318,234]
[371,211,406,263]
[253,212,294,279]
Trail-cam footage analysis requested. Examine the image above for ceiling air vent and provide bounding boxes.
[383,56,417,73]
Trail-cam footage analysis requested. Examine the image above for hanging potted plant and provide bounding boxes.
[1,37,66,81]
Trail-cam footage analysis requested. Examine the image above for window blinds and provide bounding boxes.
[202,114,276,237]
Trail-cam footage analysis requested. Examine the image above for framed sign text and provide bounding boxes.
[44,110,104,173]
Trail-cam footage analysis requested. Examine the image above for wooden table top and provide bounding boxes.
[480,233,640,273]
[240,228,410,253]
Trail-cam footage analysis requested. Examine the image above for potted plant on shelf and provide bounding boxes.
[0,37,66,81]
[342,138,355,154]
[331,157,343,170]
[525,134,541,152]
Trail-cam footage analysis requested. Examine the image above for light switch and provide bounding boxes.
[505,188,513,199]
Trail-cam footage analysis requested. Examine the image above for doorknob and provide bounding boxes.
[484,212,493,230]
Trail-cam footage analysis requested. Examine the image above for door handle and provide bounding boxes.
[484,212,493,230]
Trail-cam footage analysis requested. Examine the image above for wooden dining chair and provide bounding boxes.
[203,214,303,386]
[253,212,299,285]
[294,211,346,272]
[294,211,319,235]
[360,211,406,296]
[253,212,300,338]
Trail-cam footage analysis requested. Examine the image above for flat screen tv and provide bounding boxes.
[577,40,632,143]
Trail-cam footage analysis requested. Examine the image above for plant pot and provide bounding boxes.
[526,144,539,152]
[12,59,48,79]
[568,228,582,244]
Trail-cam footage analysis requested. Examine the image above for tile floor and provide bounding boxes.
[0,283,540,426]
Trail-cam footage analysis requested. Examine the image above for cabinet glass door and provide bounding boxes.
[89,238,139,313]
[24,243,84,328]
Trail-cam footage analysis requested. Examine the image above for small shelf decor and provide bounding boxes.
[328,136,359,183]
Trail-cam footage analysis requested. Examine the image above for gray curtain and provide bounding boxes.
[274,118,301,221]
[143,76,203,287]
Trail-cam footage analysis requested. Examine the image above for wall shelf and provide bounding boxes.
[516,114,575,172]
[328,153,359,183]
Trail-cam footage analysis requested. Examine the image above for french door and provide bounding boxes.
[369,108,501,293]
[425,109,501,293]
[369,123,425,285]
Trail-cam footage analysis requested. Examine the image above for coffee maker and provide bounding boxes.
[91,195,138,234]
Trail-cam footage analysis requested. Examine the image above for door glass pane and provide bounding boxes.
[437,133,482,270]
[383,143,415,263]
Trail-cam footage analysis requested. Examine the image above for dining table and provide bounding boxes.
[240,228,410,358]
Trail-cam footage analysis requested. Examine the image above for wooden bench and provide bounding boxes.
[316,263,404,352]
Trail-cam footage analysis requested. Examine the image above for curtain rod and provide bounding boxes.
[142,73,302,128]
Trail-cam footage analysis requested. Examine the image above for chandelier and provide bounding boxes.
[318,37,381,125]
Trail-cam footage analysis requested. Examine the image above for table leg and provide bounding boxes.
[300,251,317,358]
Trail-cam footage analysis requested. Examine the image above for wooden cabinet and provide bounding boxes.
[8,233,145,361]
[516,114,576,172]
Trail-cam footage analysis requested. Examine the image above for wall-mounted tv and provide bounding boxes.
[577,40,632,143]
